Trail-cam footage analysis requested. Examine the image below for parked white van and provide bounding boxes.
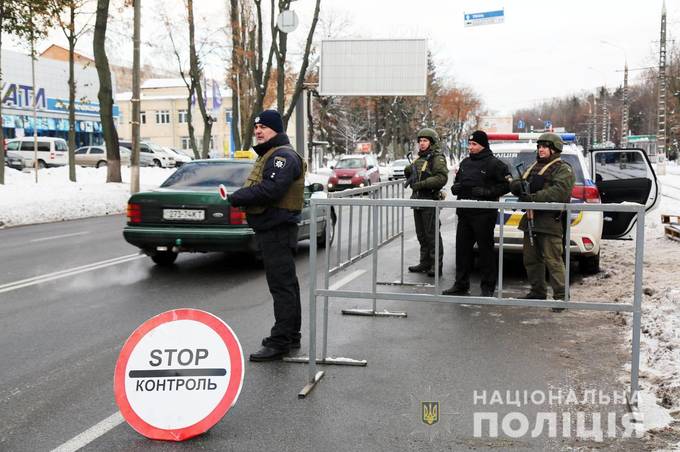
[6,137,69,168]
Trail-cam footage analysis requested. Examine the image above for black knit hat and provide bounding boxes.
[468,130,489,149]
[254,109,284,133]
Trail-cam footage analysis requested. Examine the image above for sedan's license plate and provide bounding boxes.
[163,209,205,221]
[339,179,352,184]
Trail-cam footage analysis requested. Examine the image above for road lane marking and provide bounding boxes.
[51,411,124,452]
[330,269,366,290]
[29,231,90,243]
[0,254,144,294]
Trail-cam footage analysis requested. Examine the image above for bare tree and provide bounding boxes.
[0,0,53,184]
[229,0,320,150]
[93,0,121,182]
[186,0,213,158]
[333,107,369,152]
[228,0,242,152]
[52,0,95,182]
[161,11,199,158]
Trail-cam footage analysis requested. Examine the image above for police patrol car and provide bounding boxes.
[488,133,659,274]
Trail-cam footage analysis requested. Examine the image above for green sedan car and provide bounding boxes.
[123,159,335,265]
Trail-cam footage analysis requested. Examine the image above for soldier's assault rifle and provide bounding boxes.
[404,151,417,189]
[515,163,535,247]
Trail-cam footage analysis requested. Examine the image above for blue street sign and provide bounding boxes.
[517,119,525,130]
[464,10,504,27]
[544,120,553,130]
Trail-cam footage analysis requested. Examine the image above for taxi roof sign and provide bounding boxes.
[114,309,244,441]
[234,149,257,160]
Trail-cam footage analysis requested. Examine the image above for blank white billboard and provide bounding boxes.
[319,39,427,96]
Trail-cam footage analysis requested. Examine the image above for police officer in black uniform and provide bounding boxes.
[443,130,510,297]
[228,110,306,361]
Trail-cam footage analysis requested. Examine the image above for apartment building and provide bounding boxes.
[116,78,234,157]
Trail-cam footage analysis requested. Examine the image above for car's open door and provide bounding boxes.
[589,148,659,239]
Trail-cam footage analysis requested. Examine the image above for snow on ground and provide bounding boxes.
[1,160,680,434]
[0,166,174,228]
[570,163,680,433]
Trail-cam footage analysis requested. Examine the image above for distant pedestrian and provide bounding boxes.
[443,130,510,297]
[509,132,575,311]
[404,128,449,277]
[228,109,306,360]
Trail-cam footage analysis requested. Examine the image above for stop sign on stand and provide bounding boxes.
[114,309,244,441]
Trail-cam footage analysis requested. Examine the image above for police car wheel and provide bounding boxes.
[579,253,600,275]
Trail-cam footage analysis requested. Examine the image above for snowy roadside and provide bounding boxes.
[0,166,174,228]
[570,166,680,435]
[0,166,330,229]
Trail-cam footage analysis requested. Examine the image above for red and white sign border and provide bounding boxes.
[114,309,244,441]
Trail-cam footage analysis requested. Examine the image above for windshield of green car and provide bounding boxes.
[161,162,253,189]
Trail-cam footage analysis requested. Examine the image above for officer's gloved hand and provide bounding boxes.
[529,175,545,193]
[451,182,462,195]
[471,186,491,198]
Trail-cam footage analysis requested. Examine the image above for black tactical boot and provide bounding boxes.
[427,266,443,277]
[408,263,431,273]
[443,285,469,296]
[521,292,547,300]
[552,296,566,312]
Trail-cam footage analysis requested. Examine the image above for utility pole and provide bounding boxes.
[30,10,39,184]
[601,91,608,144]
[656,0,667,164]
[131,0,141,194]
[622,62,629,147]
[592,98,598,146]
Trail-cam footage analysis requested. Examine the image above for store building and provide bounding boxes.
[1,49,118,146]
[116,78,235,157]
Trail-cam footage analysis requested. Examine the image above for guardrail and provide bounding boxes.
[292,194,646,412]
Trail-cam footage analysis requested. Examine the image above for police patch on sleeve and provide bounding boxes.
[274,156,286,168]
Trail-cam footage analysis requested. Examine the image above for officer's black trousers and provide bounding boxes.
[256,223,301,349]
[413,207,443,267]
[454,212,497,292]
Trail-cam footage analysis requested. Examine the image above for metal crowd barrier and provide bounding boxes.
[324,180,407,317]
[292,195,646,412]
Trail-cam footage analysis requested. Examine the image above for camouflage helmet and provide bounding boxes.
[417,128,439,148]
[537,132,564,152]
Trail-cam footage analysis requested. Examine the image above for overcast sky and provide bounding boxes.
[6,0,678,118]
[299,0,679,115]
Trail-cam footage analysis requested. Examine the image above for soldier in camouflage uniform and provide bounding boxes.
[509,133,575,312]
[404,128,449,277]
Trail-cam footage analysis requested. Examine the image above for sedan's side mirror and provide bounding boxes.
[329,165,334,170]
[309,182,325,193]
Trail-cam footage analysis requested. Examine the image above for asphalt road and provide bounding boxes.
[0,213,652,451]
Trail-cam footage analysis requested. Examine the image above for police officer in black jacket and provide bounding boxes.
[443,130,510,297]
[228,110,306,361]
